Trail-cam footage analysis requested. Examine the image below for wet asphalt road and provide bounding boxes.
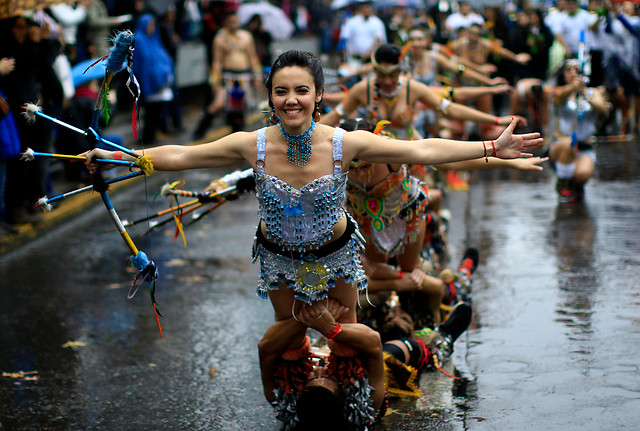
[0,139,639,431]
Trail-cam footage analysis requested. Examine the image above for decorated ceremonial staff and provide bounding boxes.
[125,169,255,247]
[571,30,587,149]
[20,31,164,337]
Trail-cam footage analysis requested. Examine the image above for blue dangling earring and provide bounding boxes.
[269,109,279,125]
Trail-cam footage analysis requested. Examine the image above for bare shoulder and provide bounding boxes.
[214,29,228,41]
[238,29,254,40]
[313,123,339,142]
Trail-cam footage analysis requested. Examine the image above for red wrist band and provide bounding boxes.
[324,322,342,340]
[494,116,500,125]
[113,151,123,161]
[397,271,404,279]
[491,140,498,158]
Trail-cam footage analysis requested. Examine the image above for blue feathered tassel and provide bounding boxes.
[106,30,135,73]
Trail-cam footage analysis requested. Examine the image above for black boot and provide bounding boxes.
[193,112,215,140]
[437,302,473,354]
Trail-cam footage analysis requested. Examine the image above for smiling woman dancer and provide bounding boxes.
[82,50,541,325]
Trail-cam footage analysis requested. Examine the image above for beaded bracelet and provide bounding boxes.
[484,140,497,163]
[324,322,342,340]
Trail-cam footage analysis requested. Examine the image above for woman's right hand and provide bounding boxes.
[79,148,115,173]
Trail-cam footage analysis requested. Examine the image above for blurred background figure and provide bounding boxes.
[339,0,387,68]
[133,13,176,145]
[0,15,63,225]
[244,14,272,69]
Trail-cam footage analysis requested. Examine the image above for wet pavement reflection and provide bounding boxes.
[1,139,639,430]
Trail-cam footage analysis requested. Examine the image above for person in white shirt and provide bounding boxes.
[600,0,640,133]
[444,1,484,38]
[553,0,598,57]
[49,1,88,63]
[340,1,387,65]
[545,0,568,35]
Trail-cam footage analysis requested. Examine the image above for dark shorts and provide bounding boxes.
[383,338,424,369]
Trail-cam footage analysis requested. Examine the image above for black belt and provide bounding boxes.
[256,217,357,261]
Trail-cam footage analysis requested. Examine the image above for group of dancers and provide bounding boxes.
[82,47,543,430]
[78,23,608,427]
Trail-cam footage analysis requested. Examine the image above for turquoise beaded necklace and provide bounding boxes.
[280,119,316,167]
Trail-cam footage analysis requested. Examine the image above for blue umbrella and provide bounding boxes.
[71,58,108,88]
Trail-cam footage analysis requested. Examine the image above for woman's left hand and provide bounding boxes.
[494,117,544,159]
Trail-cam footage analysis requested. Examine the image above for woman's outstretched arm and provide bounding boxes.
[81,130,254,171]
[345,117,543,167]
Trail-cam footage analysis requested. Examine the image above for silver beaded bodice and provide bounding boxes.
[557,88,597,142]
[254,127,348,251]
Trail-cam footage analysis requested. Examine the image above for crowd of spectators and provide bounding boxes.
[1,0,640,234]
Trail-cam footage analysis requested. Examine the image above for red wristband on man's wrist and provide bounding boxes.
[113,151,123,161]
[494,116,500,125]
[324,322,342,340]
[397,271,404,279]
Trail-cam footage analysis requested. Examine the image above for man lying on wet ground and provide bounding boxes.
[258,298,473,429]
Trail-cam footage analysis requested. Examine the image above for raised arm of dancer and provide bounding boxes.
[437,84,512,104]
[435,51,507,86]
[482,39,531,65]
[413,80,525,126]
[443,42,497,75]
